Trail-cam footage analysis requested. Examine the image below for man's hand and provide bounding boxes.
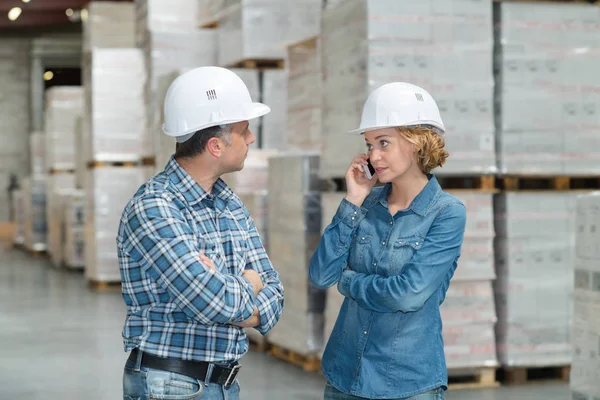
[243,269,263,296]
[200,252,216,270]
[231,306,260,328]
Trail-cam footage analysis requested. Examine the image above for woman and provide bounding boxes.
[309,82,466,400]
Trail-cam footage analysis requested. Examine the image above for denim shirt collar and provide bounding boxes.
[165,156,234,207]
[375,174,442,217]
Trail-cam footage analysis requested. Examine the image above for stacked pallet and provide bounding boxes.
[320,0,496,179]
[217,0,321,68]
[43,87,83,267]
[22,177,47,252]
[63,190,86,269]
[571,193,600,399]
[82,2,149,287]
[266,153,323,368]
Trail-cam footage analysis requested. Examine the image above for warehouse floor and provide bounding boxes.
[0,244,569,400]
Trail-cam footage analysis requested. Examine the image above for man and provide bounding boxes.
[117,66,284,399]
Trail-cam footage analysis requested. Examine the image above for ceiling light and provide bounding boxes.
[8,7,22,21]
[80,9,88,22]
[22,0,30,3]
[65,8,73,17]
[43,71,54,81]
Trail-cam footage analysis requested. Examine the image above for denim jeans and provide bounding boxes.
[324,383,444,400]
[123,353,240,400]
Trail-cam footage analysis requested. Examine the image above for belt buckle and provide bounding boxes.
[224,364,241,388]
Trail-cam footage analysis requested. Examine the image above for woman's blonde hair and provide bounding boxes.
[395,126,449,174]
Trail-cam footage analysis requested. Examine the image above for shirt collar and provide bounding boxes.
[165,156,235,207]
[377,174,441,216]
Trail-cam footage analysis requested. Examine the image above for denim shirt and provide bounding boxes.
[309,175,466,399]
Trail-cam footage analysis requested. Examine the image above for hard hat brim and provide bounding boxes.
[162,102,271,138]
[347,122,446,135]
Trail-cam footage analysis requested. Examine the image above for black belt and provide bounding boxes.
[128,349,240,388]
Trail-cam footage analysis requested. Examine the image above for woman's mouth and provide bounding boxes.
[375,168,387,174]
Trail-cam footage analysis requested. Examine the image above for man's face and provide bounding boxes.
[222,121,255,173]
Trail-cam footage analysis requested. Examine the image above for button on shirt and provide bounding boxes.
[117,156,284,365]
[309,175,466,399]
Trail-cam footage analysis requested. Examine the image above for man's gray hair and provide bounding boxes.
[174,124,233,159]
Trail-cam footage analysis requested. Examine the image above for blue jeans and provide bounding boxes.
[123,353,240,400]
[324,383,444,400]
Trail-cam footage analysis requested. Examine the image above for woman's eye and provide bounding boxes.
[381,141,389,147]
[366,144,373,151]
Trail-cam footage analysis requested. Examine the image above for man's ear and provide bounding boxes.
[206,137,224,158]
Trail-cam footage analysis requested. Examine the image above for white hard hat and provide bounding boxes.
[162,66,270,141]
[348,82,445,135]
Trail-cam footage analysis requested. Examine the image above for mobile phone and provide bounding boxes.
[363,158,376,180]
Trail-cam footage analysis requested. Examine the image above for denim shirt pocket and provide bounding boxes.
[389,235,424,273]
[350,233,373,268]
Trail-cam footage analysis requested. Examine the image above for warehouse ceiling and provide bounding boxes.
[0,0,132,31]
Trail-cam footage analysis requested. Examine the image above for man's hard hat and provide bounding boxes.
[348,82,445,135]
[162,66,271,140]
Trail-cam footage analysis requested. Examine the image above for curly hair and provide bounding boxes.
[396,126,449,174]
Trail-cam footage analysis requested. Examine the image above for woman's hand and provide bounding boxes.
[345,154,377,207]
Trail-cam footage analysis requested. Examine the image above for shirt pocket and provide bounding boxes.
[351,233,373,266]
[389,235,424,273]
[232,238,248,270]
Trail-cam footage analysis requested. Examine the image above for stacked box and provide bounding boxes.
[442,192,498,369]
[261,70,288,150]
[221,149,279,194]
[63,190,86,269]
[12,190,25,246]
[267,153,323,355]
[83,1,135,52]
[85,167,146,282]
[287,37,322,152]
[29,132,45,177]
[217,0,321,67]
[22,177,47,252]
[496,2,600,175]
[44,87,84,172]
[0,39,30,222]
[571,193,600,399]
[46,174,76,267]
[135,0,198,43]
[494,192,585,367]
[83,48,148,162]
[197,0,226,26]
[74,116,86,188]
[320,0,495,178]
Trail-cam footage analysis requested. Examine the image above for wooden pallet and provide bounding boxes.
[200,20,218,29]
[49,169,76,175]
[25,248,48,258]
[267,345,321,372]
[499,176,600,191]
[447,368,499,390]
[141,156,156,167]
[227,59,285,70]
[436,176,498,192]
[499,365,571,385]
[87,280,122,292]
[87,161,139,168]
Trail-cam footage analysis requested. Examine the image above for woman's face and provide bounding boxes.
[364,127,418,183]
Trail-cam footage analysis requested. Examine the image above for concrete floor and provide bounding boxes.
[0,244,570,400]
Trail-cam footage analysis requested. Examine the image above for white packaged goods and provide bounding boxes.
[221,149,279,194]
[494,192,587,367]
[63,190,86,269]
[218,0,321,67]
[83,1,136,52]
[83,49,148,162]
[261,70,288,150]
[232,69,261,147]
[320,0,495,178]
[85,167,146,282]
[287,37,322,152]
[29,132,45,177]
[44,87,84,172]
[496,2,600,175]
[570,193,600,399]
[22,177,47,252]
[197,0,225,26]
[0,39,31,221]
[12,190,25,246]
[267,154,323,355]
[46,174,76,267]
[74,116,86,188]
[136,0,198,44]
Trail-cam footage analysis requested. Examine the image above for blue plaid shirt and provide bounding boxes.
[117,156,284,364]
